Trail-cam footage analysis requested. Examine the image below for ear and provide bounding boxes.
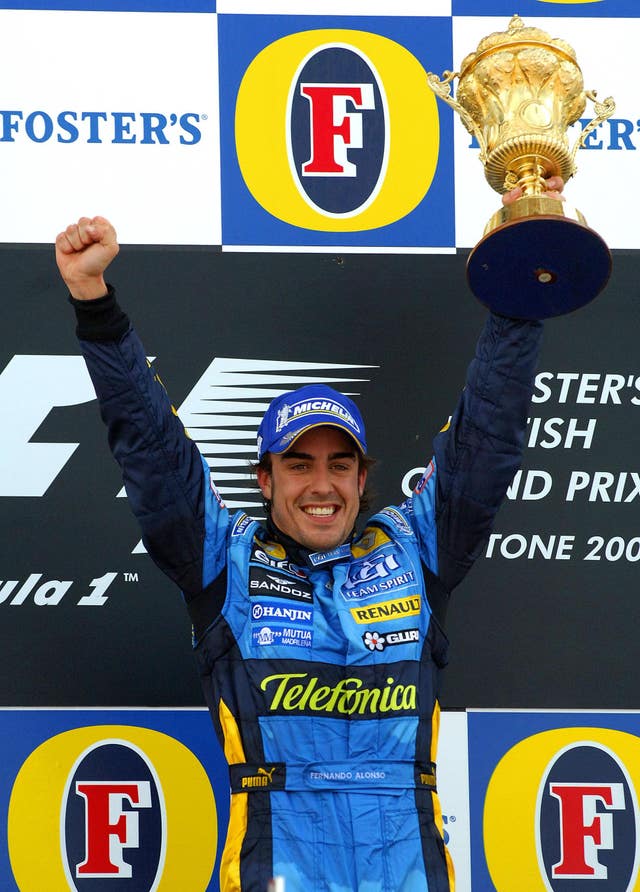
[358,466,367,498]
[256,465,273,501]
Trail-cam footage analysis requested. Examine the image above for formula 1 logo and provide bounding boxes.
[221,17,454,248]
[481,726,640,892]
[7,725,216,891]
[0,354,373,511]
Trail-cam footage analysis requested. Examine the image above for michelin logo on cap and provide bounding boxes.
[276,399,361,434]
[257,383,367,459]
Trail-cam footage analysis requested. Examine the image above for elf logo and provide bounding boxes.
[537,742,639,889]
[62,740,166,889]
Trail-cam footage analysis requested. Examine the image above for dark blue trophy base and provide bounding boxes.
[467,215,612,319]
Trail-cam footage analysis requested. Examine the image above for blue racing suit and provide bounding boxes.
[74,290,542,892]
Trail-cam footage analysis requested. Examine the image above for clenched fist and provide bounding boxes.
[55,216,119,301]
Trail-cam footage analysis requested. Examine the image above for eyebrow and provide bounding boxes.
[281,450,357,461]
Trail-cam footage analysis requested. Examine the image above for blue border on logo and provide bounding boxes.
[0,709,228,891]
[453,0,636,17]
[468,711,640,892]
[218,14,455,249]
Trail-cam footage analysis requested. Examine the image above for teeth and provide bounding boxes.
[304,506,335,516]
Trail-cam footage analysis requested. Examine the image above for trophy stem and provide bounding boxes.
[506,154,554,196]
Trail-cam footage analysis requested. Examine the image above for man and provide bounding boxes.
[55,204,545,891]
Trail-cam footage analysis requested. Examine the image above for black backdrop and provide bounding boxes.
[1,244,639,709]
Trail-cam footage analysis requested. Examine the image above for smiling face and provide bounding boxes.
[256,426,367,552]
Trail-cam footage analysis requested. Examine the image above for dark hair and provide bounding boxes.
[251,451,376,516]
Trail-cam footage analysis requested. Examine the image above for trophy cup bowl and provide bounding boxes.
[428,15,615,318]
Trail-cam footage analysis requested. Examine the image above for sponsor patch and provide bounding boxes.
[254,539,286,560]
[350,594,421,624]
[251,600,313,626]
[342,550,416,602]
[232,513,254,537]
[249,565,314,602]
[252,626,313,649]
[378,506,413,536]
[250,544,308,580]
[362,628,420,651]
[351,525,392,558]
[414,460,435,495]
[308,543,352,566]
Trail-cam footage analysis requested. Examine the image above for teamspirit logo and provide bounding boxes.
[362,629,419,651]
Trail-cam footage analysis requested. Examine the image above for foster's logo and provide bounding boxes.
[8,725,216,891]
[289,44,387,216]
[234,27,440,234]
[537,742,637,889]
[62,740,164,887]
[482,727,640,891]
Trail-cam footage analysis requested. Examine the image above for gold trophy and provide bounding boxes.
[427,15,615,318]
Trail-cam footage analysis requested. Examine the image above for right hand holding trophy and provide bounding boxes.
[428,15,615,319]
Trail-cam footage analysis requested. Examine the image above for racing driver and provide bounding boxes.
[55,195,548,891]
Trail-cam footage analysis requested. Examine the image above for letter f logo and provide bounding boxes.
[300,83,375,177]
[550,782,625,879]
[75,781,152,878]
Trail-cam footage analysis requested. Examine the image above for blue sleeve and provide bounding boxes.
[411,313,543,593]
[79,325,229,596]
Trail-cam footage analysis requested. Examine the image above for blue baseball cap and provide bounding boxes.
[257,384,367,460]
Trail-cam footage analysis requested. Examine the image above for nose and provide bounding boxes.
[308,463,333,496]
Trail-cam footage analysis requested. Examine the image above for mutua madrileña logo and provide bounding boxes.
[536,741,639,891]
[61,740,166,891]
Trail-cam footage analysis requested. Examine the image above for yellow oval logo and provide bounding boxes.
[8,725,217,891]
[235,29,439,232]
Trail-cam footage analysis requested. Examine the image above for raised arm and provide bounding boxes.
[55,218,228,598]
[432,313,542,593]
